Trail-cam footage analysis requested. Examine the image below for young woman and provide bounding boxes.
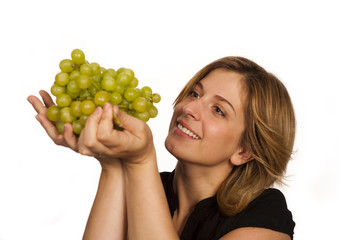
[28,56,296,239]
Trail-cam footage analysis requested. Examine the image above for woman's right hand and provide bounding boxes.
[28,90,124,170]
[27,90,79,152]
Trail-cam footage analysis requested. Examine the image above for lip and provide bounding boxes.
[174,119,201,140]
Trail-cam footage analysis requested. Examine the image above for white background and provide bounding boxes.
[1,0,359,239]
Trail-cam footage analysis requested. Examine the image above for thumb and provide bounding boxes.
[112,105,147,135]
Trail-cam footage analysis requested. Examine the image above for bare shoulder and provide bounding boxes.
[219,227,291,240]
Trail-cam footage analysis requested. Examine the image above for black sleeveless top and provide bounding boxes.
[161,171,295,240]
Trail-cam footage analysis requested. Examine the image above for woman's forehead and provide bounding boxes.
[198,69,247,108]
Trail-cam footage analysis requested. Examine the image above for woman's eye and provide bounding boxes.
[214,106,225,116]
[189,90,200,98]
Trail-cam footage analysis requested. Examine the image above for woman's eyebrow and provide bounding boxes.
[214,95,235,114]
[198,81,236,114]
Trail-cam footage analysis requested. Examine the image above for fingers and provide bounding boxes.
[113,104,146,138]
[78,107,109,156]
[39,90,55,108]
[27,90,55,115]
[78,103,150,159]
[79,103,134,157]
[63,123,78,151]
[35,113,67,146]
[29,91,82,153]
[77,133,94,157]
[27,95,48,115]
[96,103,122,147]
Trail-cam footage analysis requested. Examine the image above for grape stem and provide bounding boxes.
[113,113,123,131]
[91,79,101,91]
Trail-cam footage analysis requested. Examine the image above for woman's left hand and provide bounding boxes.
[78,102,156,166]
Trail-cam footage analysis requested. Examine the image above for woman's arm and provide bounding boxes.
[123,159,178,240]
[219,227,291,240]
[79,103,178,240]
[28,91,128,239]
[83,166,127,240]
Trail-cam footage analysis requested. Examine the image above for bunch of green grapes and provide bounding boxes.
[46,49,161,135]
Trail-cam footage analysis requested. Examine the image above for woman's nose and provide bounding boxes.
[183,99,201,120]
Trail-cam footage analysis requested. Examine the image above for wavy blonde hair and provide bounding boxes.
[174,56,296,216]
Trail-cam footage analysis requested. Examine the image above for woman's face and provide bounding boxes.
[165,68,248,167]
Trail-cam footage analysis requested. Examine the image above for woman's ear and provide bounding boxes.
[230,147,254,166]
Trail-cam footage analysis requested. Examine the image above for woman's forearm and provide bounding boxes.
[124,158,178,240]
[83,166,127,240]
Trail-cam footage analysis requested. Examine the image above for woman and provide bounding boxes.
[28,56,296,239]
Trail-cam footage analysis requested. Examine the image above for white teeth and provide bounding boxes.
[177,123,200,139]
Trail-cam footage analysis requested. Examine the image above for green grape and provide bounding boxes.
[79,89,91,99]
[76,74,91,89]
[55,72,70,86]
[67,79,81,93]
[60,107,76,123]
[129,77,139,88]
[127,109,136,116]
[67,90,80,99]
[128,102,134,110]
[152,93,161,103]
[100,67,106,77]
[80,63,92,75]
[135,88,141,100]
[90,62,101,75]
[70,101,82,117]
[141,86,152,99]
[117,67,126,73]
[46,105,61,122]
[91,78,102,90]
[79,114,88,126]
[116,73,131,87]
[101,76,116,91]
[72,120,83,135]
[134,111,150,122]
[91,74,101,83]
[114,84,125,94]
[88,84,99,96]
[122,68,135,80]
[124,88,140,102]
[148,105,158,118]
[51,84,66,96]
[119,99,129,109]
[103,68,117,78]
[56,93,72,107]
[94,91,110,107]
[71,49,85,65]
[69,70,80,81]
[110,92,122,105]
[146,100,153,109]
[132,97,148,113]
[56,121,65,134]
[59,59,74,73]
[47,49,162,134]
[81,100,96,115]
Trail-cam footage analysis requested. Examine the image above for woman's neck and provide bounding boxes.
[173,160,233,214]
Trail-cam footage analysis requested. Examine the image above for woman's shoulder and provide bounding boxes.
[222,188,295,238]
[250,188,289,208]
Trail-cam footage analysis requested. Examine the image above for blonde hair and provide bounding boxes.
[174,56,296,216]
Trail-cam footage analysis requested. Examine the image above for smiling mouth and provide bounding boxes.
[177,122,200,140]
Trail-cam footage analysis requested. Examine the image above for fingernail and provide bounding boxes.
[27,96,33,104]
[104,103,110,111]
[94,107,102,114]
